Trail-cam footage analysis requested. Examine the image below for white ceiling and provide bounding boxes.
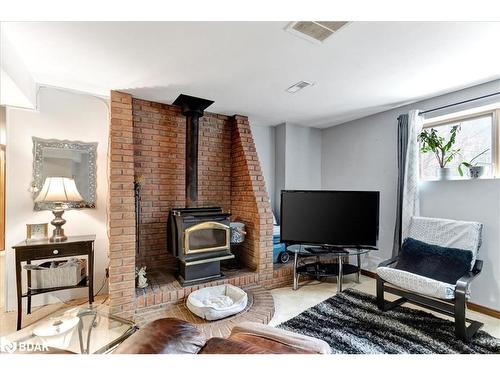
[3,21,500,128]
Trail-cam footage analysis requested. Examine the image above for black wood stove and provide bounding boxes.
[167,207,233,285]
[166,94,234,285]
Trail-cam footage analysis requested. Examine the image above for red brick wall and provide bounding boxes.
[109,92,275,316]
[109,91,137,319]
[132,99,232,270]
[230,116,274,283]
[132,99,184,270]
[198,114,232,210]
[271,265,295,289]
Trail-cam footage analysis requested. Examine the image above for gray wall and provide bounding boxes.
[322,108,397,271]
[321,79,500,310]
[272,123,322,218]
[251,124,276,212]
[274,123,286,216]
[284,123,322,190]
[252,122,322,217]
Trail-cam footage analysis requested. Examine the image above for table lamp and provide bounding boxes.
[35,177,84,242]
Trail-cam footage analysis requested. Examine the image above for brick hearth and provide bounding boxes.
[134,284,275,339]
[135,267,258,309]
[108,91,281,320]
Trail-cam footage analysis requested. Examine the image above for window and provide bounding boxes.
[420,110,498,180]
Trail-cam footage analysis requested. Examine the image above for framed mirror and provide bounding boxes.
[32,137,98,210]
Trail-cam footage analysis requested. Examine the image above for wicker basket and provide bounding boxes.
[28,259,87,289]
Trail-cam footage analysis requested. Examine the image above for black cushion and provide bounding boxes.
[395,238,473,284]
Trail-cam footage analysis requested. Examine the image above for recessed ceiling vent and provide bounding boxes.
[286,81,313,93]
[285,21,348,43]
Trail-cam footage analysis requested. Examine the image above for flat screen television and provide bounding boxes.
[280,190,380,247]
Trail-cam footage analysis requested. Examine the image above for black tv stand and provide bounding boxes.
[292,246,377,292]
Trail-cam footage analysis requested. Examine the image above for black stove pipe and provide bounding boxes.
[172,94,214,207]
[185,111,200,207]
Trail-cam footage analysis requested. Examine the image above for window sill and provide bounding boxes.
[420,177,498,183]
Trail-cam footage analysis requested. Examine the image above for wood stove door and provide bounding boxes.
[183,221,230,254]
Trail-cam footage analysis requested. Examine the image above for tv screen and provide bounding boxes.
[280,190,379,246]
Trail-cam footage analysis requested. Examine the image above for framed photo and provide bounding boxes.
[26,223,49,241]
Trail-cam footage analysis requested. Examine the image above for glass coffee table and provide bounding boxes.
[290,245,375,292]
[4,304,137,354]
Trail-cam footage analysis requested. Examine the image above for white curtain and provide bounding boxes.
[401,109,424,240]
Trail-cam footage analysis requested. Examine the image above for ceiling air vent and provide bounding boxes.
[286,81,313,94]
[285,21,348,43]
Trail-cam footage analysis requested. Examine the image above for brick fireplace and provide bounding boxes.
[108,91,287,319]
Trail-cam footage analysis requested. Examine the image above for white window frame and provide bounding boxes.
[422,109,499,178]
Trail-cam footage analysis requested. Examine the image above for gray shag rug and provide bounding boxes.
[277,289,500,354]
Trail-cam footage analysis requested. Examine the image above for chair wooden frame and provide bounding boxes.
[376,256,484,342]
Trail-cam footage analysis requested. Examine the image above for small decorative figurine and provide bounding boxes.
[135,266,148,289]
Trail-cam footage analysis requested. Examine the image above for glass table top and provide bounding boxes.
[287,244,374,256]
[4,304,137,354]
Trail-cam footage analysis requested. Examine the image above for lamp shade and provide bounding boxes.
[35,177,84,203]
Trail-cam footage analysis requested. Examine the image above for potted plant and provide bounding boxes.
[458,149,489,179]
[418,125,461,180]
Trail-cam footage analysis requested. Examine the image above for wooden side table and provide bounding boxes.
[12,235,95,330]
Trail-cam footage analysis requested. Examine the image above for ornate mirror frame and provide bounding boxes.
[32,137,98,211]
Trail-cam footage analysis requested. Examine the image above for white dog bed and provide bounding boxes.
[186,284,248,321]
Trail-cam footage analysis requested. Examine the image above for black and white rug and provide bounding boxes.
[277,289,500,354]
